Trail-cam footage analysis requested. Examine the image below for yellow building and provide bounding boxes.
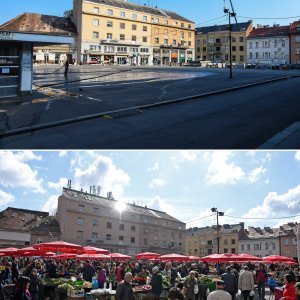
[195,21,253,65]
[185,223,244,257]
[73,0,195,65]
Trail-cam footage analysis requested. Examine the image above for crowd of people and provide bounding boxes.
[0,256,300,300]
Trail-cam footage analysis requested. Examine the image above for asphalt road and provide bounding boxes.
[1,70,300,149]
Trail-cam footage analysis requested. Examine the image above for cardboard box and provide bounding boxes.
[67,288,85,298]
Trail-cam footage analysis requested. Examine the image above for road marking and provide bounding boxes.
[86,97,102,102]
[258,122,300,149]
[159,78,194,101]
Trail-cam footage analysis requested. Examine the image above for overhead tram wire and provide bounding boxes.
[186,213,215,224]
[223,213,300,220]
[237,15,300,20]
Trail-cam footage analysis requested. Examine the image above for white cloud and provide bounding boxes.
[248,166,266,183]
[146,162,159,172]
[295,151,300,161]
[73,155,130,199]
[206,151,245,185]
[59,151,68,157]
[243,185,300,221]
[0,151,45,193]
[48,177,68,190]
[171,150,199,162]
[148,178,167,188]
[0,189,15,207]
[42,194,59,215]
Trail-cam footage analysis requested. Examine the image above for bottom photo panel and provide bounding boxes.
[0,150,300,300]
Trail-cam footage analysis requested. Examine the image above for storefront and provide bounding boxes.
[0,13,76,98]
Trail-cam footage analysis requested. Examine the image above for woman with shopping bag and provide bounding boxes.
[183,271,198,300]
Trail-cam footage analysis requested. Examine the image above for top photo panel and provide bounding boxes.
[0,0,300,149]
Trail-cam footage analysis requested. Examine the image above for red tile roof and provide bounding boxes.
[290,21,300,34]
[0,13,77,36]
[248,25,290,38]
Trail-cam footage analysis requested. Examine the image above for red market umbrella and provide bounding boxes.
[0,247,19,255]
[16,247,49,257]
[159,253,189,262]
[263,255,296,263]
[41,252,56,258]
[52,253,78,259]
[135,252,160,259]
[189,256,202,261]
[76,253,110,260]
[200,254,226,262]
[33,241,83,253]
[109,253,131,260]
[80,246,110,255]
[236,253,263,262]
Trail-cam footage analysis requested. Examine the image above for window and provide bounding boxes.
[107,222,112,229]
[107,9,113,16]
[143,37,147,43]
[93,19,99,27]
[140,48,149,53]
[131,225,135,231]
[132,24,137,30]
[247,244,250,251]
[232,46,236,51]
[94,7,99,14]
[143,26,147,32]
[232,55,236,61]
[207,240,212,245]
[79,204,85,212]
[117,46,127,52]
[256,52,259,59]
[203,47,206,52]
[241,244,244,251]
[104,46,115,52]
[285,239,289,246]
[154,18,159,24]
[173,40,177,46]
[180,31,184,39]
[120,11,125,18]
[296,36,300,43]
[265,243,269,250]
[143,16,147,22]
[240,46,244,51]
[106,234,111,240]
[132,35,136,42]
[120,23,125,29]
[181,23,184,28]
[164,39,168,45]
[239,37,244,42]
[132,13,137,20]
[224,239,228,245]
[119,224,125,230]
[272,243,276,250]
[231,239,236,244]
[132,214,136,221]
[240,55,244,62]
[92,219,99,226]
[144,238,148,246]
[77,230,83,239]
[231,248,236,253]
[92,232,98,239]
[107,21,113,28]
[77,217,84,225]
[155,38,159,44]
[107,33,113,39]
[232,37,236,43]
[119,235,124,241]
[188,24,192,29]
[93,207,99,214]
[130,237,135,243]
[120,34,125,41]
[93,31,99,39]
[188,32,192,38]
[224,248,228,253]
[188,41,191,47]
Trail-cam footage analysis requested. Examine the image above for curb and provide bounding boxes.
[0,75,294,138]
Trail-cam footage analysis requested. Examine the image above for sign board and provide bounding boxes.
[0,31,15,40]
[1,68,10,74]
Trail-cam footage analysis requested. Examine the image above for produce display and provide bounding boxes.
[162,276,172,289]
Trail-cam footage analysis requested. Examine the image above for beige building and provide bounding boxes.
[56,187,186,255]
[278,223,297,259]
[185,223,244,257]
[73,0,195,65]
[195,21,253,65]
[0,207,60,247]
[33,44,74,64]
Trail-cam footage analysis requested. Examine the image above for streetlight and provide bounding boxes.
[211,207,224,254]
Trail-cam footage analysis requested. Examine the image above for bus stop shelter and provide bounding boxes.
[0,13,76,98]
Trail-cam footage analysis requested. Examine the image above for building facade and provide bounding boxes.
[0,207,60,247]
[33,45,74,65]
[239,226,280,258]
[247,25,290,67]
[195,21,253,65]
[56,187,186,255]
[290,21,300,66]
[185,223,244,257]
[278,223,297,259]
[73,0,195,65]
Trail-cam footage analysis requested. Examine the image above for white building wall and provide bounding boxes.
[247,36,290,66]
[239,238,280,257]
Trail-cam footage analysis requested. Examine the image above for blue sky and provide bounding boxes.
[0,0,299,27]
[0,150,300,230]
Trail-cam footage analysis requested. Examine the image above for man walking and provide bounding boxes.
[238,266,255,300]
[115,272,135,300]
[207,280,232,300]
[221,266,238,300]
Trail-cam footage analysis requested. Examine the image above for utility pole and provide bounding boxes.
[224,0,238,79]
[211,207,224,254]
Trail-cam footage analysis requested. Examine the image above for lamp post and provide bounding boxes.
[211,207,224,254]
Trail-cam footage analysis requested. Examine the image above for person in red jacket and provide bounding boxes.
[281,274,296,300]
[256,264,268,300]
